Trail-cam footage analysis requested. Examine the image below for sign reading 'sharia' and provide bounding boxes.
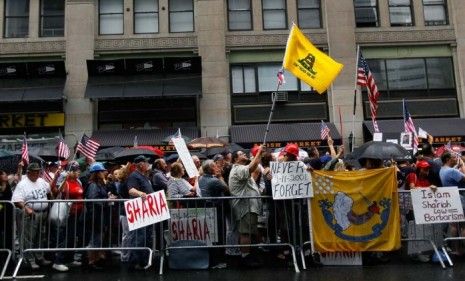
[311,167,401,252]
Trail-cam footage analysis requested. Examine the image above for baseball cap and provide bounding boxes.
[66,161,80,172]
[250,145,260,157]
[283,143,299,158]
[27,163,41,171]
[134,155,150,164]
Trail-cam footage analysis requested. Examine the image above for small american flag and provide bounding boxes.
[403,100,418,153]
[320,120,330,140]
[21,134,29,165]
[277,68,285,86]
[41,169,53,183]
[57,137,70,160]
[76,134,100,160]
[357,50,380,132]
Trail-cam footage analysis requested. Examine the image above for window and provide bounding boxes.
[389,0,413,26]
[40,0,64,37]
[134,0,159,33]
[231,65,256,94]
[4,0,29,38]
[297,0,321,28]
[262,0,287,30]
[423,0,448,26]
[354,0,378,27]
[99,0,124,35]
[169,0,194,32]
[228,0,252,30]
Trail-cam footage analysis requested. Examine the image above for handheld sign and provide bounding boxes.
[170,208,218,245]
[171,137,199,178]
[125,191,170,231]
[270,161,313,200]
[411,186,465,224]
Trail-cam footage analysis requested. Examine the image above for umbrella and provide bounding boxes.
[162,134,191,145]
[95,146,125,161]
[348,141,411,161]
[114,148,158,163]
[135,146,164,158]
[0,151,45,174]
[434,144,465,157]
[188,137,227,149]
[228,143,244,152]
[29,146,59,161]
[0,149,13,158]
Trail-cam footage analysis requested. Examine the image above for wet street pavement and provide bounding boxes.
[5,255,465,281]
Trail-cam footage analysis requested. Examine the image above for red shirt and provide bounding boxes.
[406,173,431,188]
[65,179,84,215]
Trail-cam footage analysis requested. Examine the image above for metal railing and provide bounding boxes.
[0,200,15,279]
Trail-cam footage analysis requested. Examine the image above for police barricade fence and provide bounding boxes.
[13,199,160,278]
[160,196,310,274]
[0,200,15,279]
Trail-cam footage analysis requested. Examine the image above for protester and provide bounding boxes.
[113,164,131,263]
[229,145,263,267]
[12,163,52,269]
[0,170,13,266]
[152,158,170,192]
[85,162,115,269]
[167,162,197,200]
[126,155,154,270]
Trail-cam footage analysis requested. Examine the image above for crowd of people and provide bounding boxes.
[1,136,465,272]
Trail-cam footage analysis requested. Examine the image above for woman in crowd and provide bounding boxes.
[0,170,13,266]
[85,162,117,269]
[167,162,197,199]
[50,161,85,272]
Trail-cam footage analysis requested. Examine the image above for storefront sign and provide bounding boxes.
[0,113,64,128]
[412,186,465,224]
[433,136,463,143]
[253,141,323,149]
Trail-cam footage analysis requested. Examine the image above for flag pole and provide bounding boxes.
[402,99,406,132]
[350,45,360,152]
[263,83,281,145]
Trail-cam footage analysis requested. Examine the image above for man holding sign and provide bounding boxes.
[127,155,155,270]
[229,145,264,268]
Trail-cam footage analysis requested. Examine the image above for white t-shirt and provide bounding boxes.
[12,177,51,211]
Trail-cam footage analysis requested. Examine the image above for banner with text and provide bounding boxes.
[170,208,218,244]
[171,137,199,178]
[412,186,465,224]
[125,191,170,231]
[271,161,313,199]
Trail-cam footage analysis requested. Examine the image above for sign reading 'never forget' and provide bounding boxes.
[270,161,313,200]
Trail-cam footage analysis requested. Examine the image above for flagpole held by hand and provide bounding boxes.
[263,69,285,145]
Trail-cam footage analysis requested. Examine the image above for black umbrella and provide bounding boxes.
[348,141,411,161]
[0,152,45,174]
[95,146,125,161]
[114,148,157,163]
[29,146,59,161]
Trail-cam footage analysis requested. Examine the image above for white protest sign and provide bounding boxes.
[373,132,383,142]
[411,186,465,224]
[169,208,218,245]
[125,191,170,231]
[270,161,313,200]
[418,127,428,139]
[171,137,199,178]
[386,139,398,144]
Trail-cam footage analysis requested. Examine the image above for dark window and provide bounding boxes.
[40,0,64,37]
[134,0,159,33]
[354,0,378,27]
[389,0,413,26]
[4,0,29,38]
[169,0,194,32]
[228,0,252,31]
[297,0,321,28]
[423,0,448,26]
[99,0,124,35]
[262,0,287,30]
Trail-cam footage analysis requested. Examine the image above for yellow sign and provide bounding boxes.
[283,24,344,94]
[311,167,401,252]
[0,113,64,128]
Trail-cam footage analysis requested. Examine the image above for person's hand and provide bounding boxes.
[430,185,437,192]
[139,192,147,199]
[263,167,272,180]
[327,136,334,146]
[18,161,24,168]
[25,207,34,217]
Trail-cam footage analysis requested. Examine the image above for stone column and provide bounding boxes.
[29,0,40,38]
[64,0,95,145]
[196,0,230,139]
[451,0,465,117]
[324,0,362,147]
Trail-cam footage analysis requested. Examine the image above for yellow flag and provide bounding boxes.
[310,167,401,252]
[283,25,344,94]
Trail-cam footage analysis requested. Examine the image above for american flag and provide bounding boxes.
[403,100,418,153]
[21,134,29,165]
[41,169,53,183]
[357,50,380,132]
[57,137,70,160]
[277,68,285,86]
[320,120,330,140]
[76,134,100,159]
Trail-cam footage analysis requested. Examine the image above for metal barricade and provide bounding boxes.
[13,199,159,278]
[442,187,465,267]
[159,196,302,274]
[0,200,15,279]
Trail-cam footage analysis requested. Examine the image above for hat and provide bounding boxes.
[89,162,106,173]
[27,163,41,171]
[134,155,149,164]
[250,145,260,157]
[320,155,332,165]
[66,161,80,172]
[416,160,430,169]
[283,143,299,158]
[165,153,179,164]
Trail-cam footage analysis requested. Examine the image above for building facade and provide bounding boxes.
[0,0,463,150]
